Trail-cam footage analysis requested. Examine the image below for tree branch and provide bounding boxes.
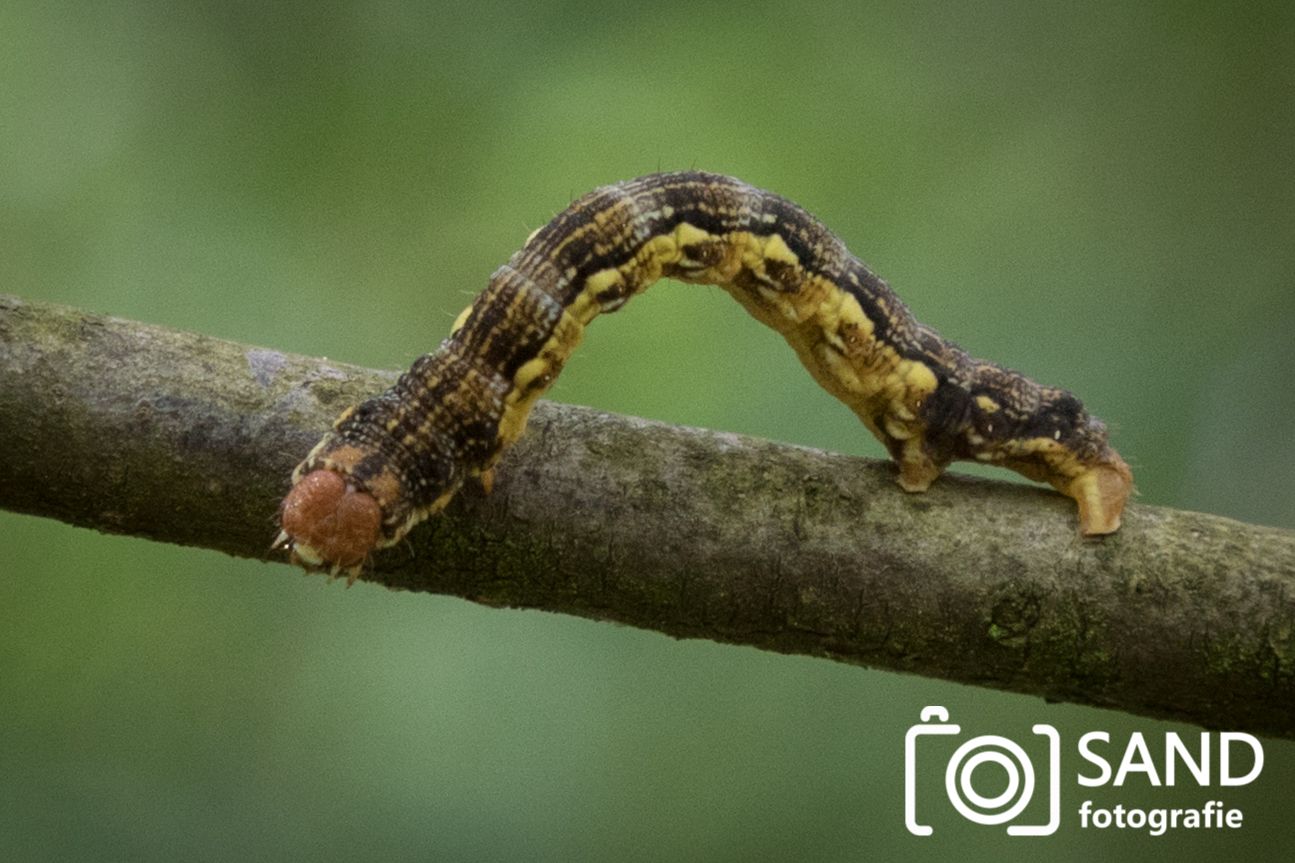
[2,293,1293,737]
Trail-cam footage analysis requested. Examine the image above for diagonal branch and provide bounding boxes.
[2,293,1293,737]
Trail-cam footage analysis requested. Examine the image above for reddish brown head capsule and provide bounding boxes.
[279,469,382,570]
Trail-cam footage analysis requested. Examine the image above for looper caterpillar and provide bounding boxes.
[277,172,1132,579]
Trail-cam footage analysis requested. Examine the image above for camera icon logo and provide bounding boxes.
[905,706,1060,836]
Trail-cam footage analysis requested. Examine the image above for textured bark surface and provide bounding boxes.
[2,293,1293,737]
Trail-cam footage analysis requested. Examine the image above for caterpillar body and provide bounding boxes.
[277,171,1132,578]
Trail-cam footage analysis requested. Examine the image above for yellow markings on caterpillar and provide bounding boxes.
[761,232,798,267]
[564,283,603,326]
[1003,436,1077,474]
[710,234,946,468]
[673,222,714,254]
[582,267,622,297]
[513,356,553,394]
[813,338,868,399]
[883,415,916,441]
[894,360,938,420]
[581,267,625,313]
[633,233,677,281]
[884,364,936,432]
[450,304,474,335]
[497,303,586,447]
[499,222,851,452]
[498,359,553,446]
[902,360,938,395]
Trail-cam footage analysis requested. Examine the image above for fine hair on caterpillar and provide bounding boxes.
[277,171,1133,581]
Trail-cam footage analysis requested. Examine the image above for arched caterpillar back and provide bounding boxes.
[277,172,1132,579]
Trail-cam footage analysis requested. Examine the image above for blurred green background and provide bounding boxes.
[2,1,1293,860]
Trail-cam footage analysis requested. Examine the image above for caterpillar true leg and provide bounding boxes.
[279,172,1133,578]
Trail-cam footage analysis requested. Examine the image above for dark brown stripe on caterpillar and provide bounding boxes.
[277,171,1133,578]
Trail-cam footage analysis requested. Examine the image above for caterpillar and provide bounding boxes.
[276,171,1132,579]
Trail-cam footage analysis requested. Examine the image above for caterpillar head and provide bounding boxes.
[277,469,382,582]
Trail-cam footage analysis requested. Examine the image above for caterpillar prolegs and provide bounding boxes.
[277,172,1132,578]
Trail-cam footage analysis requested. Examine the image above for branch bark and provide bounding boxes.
[2,293,1293,737]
